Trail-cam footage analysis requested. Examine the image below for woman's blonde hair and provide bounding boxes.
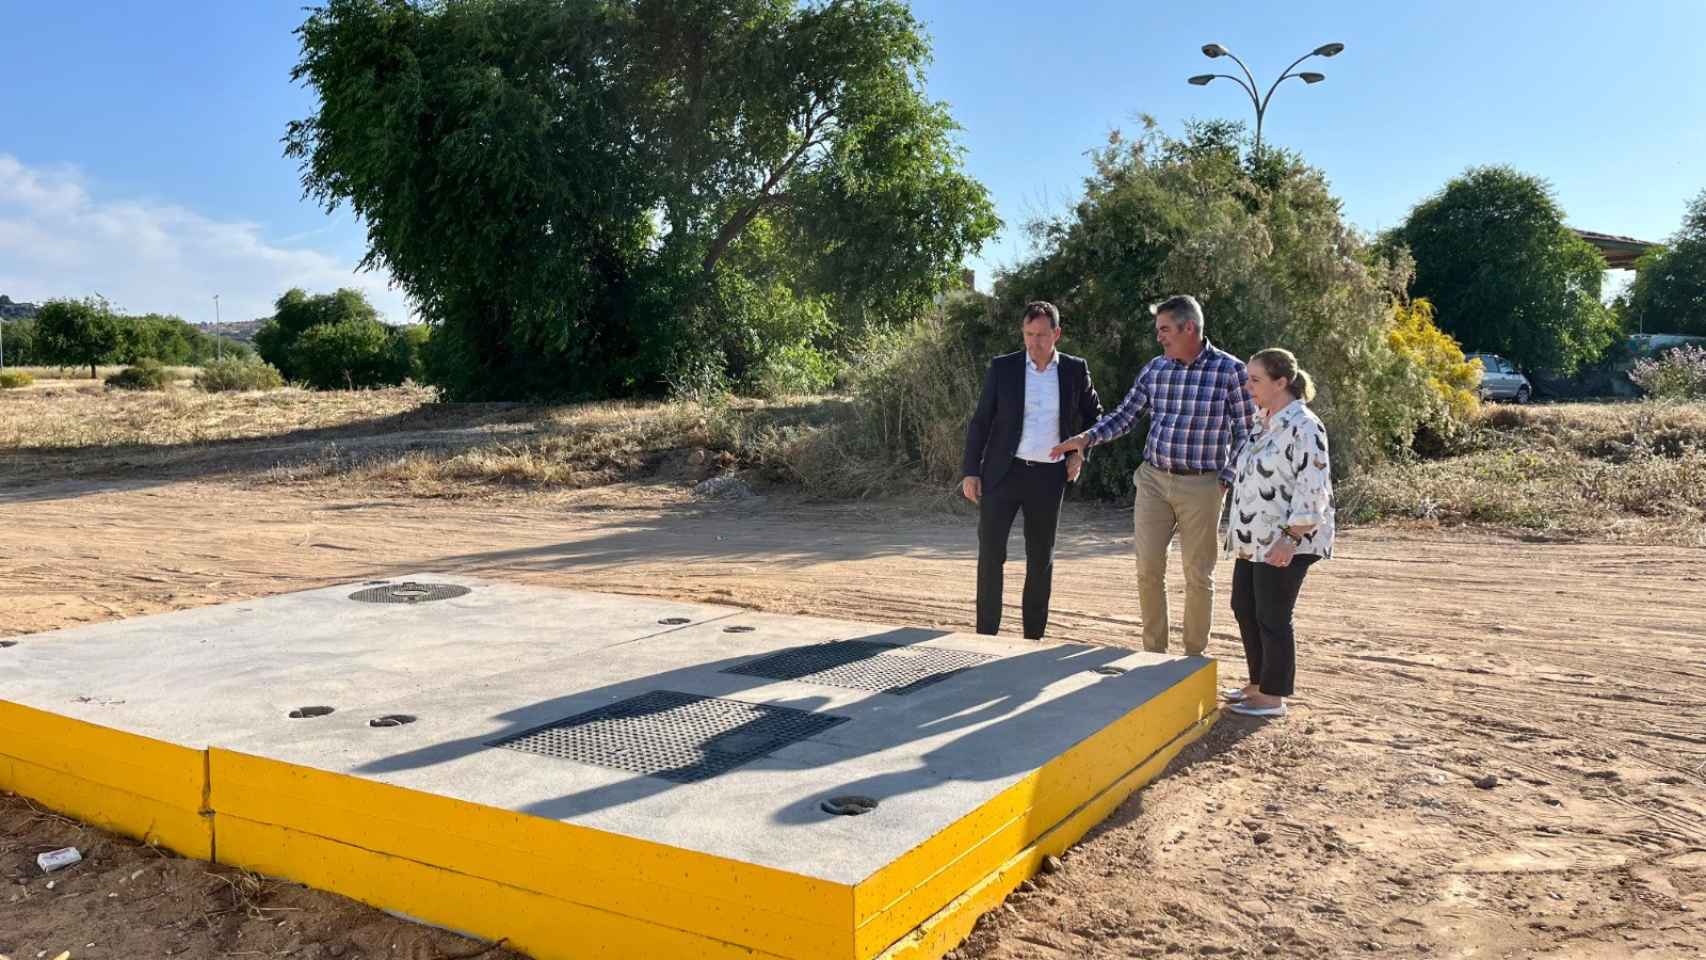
[1251,348,1316,402]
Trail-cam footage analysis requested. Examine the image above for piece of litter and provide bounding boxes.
[37,847,82,873]
[45,881,55,890]
[52,953,71,960]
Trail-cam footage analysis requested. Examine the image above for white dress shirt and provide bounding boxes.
[1014,351,1062,463]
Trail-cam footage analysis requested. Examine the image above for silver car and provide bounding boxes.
[1467,353,1532,403]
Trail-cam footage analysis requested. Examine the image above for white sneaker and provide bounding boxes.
[1228,700,1287,718]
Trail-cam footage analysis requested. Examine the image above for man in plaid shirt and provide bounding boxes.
[1051,295,1255,656]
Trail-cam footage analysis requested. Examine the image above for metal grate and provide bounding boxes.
[348,582,471,604]
[489,690,846,783]
[724,641,996,695]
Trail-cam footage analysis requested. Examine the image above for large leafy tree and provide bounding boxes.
[1393,166,1617,374]
[1621,190,1706,336]
[286,0,997,401]
[35,298,126,379]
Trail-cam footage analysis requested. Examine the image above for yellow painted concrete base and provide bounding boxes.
[2,664,1215,960]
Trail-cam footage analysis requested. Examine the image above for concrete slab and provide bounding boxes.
[0,574,1216,960]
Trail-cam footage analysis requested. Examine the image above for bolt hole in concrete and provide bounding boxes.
[821,795,880,817]
[659,617,692,625]
[289,706,336,719]
[723,626,756,634]
[1093,666,1127,676]
[369,714,417,728]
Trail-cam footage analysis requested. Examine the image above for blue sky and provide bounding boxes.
[2,1,1702,324]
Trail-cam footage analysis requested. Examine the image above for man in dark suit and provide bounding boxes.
[961,301,1103,639]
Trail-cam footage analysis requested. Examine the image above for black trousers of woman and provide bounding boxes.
[1229,555,1318,697]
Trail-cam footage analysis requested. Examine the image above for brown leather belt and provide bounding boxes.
[1147,461,1215,477]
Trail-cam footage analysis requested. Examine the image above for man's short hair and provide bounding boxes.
[1150,294,1204,334]
[1022,301,1060,329]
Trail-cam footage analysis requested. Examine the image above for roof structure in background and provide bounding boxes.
[1572,228,1661,269]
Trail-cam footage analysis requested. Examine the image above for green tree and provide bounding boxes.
[1392,166,1617,374]
[2,318,38,366]
[35,298,126,379]
[294,317,399,389]
[1621,190,1706,336]
[286,0,997,401]
[254,287,382,382]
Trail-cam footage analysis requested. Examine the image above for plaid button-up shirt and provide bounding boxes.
[1083,340,1256,486]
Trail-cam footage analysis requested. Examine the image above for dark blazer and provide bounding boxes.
[961,350,1104,491]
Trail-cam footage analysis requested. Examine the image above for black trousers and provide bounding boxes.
[976,459,1067,639]
[1230,555,1318,697]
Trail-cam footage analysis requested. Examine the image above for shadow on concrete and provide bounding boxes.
[351,618,1201,830]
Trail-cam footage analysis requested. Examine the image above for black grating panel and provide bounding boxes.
[489,691,845,783]
[724,641,996,695]
[348,582,471,604]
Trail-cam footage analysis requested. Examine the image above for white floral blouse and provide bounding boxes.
[1224,399,1335,563]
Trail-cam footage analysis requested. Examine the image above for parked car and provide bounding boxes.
[1467,353,1533,403]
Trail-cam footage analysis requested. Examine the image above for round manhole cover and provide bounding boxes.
[369,714,417,728]
[289,706,335,719]
[821,795,879,817]
[348,582,470,604]
[1092,666,1127,676]
[658,617,692,626]
[0,640,17,649]
[723,625,755,634]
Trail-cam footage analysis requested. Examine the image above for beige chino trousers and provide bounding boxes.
[1131,463,1225,656]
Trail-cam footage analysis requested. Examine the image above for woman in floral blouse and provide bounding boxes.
[1222,348,1335,718]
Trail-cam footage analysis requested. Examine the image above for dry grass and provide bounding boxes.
[6,365,200,382]
[1342,401,1706,544]
[0,381,438,451]
[7,381,1703,541]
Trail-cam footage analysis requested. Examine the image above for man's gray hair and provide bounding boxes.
[1150,294,1204,335]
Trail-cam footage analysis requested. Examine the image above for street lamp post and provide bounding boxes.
[1188,42,1344,164]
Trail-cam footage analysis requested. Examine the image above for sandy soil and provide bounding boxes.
[4,471,1705,959]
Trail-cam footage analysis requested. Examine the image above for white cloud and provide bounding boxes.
[0,154,413,325]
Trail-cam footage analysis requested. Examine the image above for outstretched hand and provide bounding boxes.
[1048,435,1088,461]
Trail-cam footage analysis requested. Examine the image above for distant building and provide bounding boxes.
[1570,228,1659,270]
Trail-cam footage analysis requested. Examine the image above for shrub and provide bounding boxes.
[0,370,34,389]
[1630,344,1706,400]
[104,358,172,391]
[294,318,399,390]
[1378,298,1482,454]
[194,357,287,392]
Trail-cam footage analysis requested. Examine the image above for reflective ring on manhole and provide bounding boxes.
[821,795,880,817]
[348,582,470,604]
[1093,666,1127,676]
[369,714,417,728]
[659,617,691,625]
[288,706,335,719]
[723,626,755,634]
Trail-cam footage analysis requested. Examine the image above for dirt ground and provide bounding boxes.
[4,467,1706,959]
